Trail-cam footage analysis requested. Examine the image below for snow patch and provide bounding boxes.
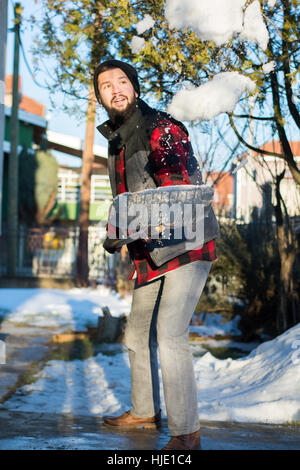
[0,287,131,331]
[195,324,300,423]
[190,313,241,337]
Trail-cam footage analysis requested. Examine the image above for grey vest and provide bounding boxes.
[97,99,220,267]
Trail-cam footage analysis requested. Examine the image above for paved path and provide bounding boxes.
[0,409,299,450]
[0,320,56,402]
[0,320,299,451]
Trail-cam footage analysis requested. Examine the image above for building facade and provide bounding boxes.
[234,141,300,223]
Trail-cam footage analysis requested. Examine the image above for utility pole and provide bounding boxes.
[0,0,8,236]
[246,95,255,224]
[7,2,22,277]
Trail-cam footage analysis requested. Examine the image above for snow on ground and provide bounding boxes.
[168,72,256,121]
[0,287,239,337]
[3,347,132,417]
[194,323,300,423]
[1,285,300,424]
[0,286,131,331]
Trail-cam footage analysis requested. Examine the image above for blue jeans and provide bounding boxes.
[124,260,212,436]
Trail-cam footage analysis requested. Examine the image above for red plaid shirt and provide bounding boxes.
[116,119,217,285]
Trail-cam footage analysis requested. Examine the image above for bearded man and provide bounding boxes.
[93,59,219,450]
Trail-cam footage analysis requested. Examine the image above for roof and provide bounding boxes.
[5,105,47,129]
[46,130,108,167]
[255,140,300,157]
[5,75,45,117]
[240,140,300,159]
[5,74,21,93]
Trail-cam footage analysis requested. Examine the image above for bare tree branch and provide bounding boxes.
[227,113,286,159]
[230,113,275,121]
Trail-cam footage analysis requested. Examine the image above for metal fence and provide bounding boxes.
[57,173,112,203]
[0,224,116,281]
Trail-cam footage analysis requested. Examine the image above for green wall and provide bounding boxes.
[2,117,38,221]
[5,115,34,148]
[50,200,110,222]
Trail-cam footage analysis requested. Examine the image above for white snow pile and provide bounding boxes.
[136,14,155,35]
[195,323,300,423]
[0,287,131,331]
[165,0,269,49]
[130,36,146,54]
[167,71,256,121]
[4,323,300,424]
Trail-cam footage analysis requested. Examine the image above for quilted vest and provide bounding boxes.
[97,99,220,266]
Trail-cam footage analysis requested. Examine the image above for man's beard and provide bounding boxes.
[104,96,138,128]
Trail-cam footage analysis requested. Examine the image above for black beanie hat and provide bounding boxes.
[93,59,140,104]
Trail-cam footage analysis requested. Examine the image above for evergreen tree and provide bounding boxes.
[35,149,59,225]
[18,148,58,226]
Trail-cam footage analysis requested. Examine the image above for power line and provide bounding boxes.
[19,33,49,90]
[7,0,48,90]
[19,31,89,101]
[8,1,89,101]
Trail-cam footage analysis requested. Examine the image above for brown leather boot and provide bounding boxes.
[161,429,202,450]
[103,409,161,430]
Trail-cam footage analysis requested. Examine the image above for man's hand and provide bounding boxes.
[142,224,166,243]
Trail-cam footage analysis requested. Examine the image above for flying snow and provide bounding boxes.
[239,0,269,50]
[131,36,146,54]
[262,61,276,73]
[136,14,155,34]
[165,0,269,49]
[167,72,256,122]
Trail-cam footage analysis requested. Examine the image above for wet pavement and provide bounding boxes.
[0,408,299,450]
[0,320,57,403]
